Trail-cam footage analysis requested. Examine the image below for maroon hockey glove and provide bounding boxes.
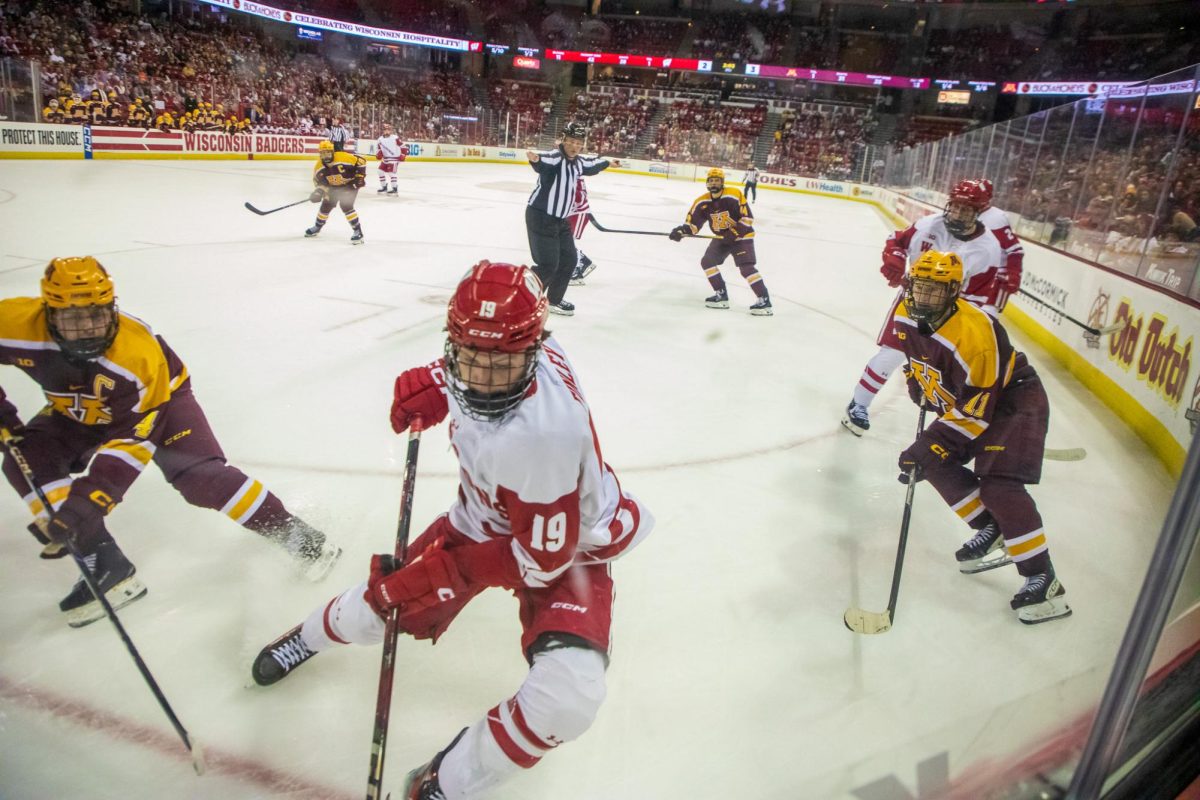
[0,390,23,440]
[390,366,448,434]
[897,437,952,484]
[880,246,907,287]
[668,225,691,242]
[367,544,467,615]
[308,188,325,203]
[47,495,106,550]
[905,373,932,410]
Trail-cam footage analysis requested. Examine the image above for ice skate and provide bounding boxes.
[749,296,773,316]
[377,186,388,194]
[350,230,364,245]
[387,187,399,196]
[570,254,596,286]
[1011,571,1072,625]
[305,224,322,238]
[252,624,318,686]
[955,520,1011,573]
[705,289,729,309]
[840,401,870,436]
[549,299,575,316]
[402,728,467,800]
[59,539,147,628]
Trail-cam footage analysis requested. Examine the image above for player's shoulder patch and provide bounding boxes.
[0,297,51,345]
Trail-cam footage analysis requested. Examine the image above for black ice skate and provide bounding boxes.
[387,187,399,196]
[305,224,323,238]
[1011,571,1072,625]
[402,728,467,800]
[840,401,870,436]
[59,539,147,628]
[749,296,773,316]
[570,255,596,286]
[252,624,318,686]
[955,520,1011,574]
[350,230,365,246]
[705,290,729,309]
[377,186,389,194]
[549,299,575,316]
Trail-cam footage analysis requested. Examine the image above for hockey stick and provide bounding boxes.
[587,213,721,240]
[365,423,423,800]
[1045,447,1087,461]
[0,427,207,775]
[844,405,928,635]
[243,198,310,216]
[1017,289,1128,337]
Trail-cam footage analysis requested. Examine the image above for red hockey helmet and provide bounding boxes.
[446,261,547,352]
[444,261,548,420]
[948,179,991,211]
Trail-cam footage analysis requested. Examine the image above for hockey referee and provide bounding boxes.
[525,121,611,315]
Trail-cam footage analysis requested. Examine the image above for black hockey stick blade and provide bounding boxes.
[844,607,892,635]
[1045,447,1087,461]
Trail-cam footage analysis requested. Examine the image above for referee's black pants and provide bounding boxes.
[526,206,576,305]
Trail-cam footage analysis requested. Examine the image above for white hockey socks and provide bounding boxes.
[851,346,906,409]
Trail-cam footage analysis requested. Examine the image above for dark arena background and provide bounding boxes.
[1,1,1199,799]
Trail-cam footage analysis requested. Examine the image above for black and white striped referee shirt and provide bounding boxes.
[527,146,610,219]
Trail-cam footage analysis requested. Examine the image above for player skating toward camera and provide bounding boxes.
[375,122,408,196]
[892,250,1070,624]
[669,168,772,315]
[843,178,1022,435]
[0,258,341,627]
[307,140,367,244]
[253,261,654,798]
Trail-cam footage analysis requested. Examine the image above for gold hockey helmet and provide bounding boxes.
[904,250,963,331]
[317,140,335,164]
[705,167,725,195]
[41,257,119,361]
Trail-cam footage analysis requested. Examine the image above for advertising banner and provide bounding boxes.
[0,122,86,157]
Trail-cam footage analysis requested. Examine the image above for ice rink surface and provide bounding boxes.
[0,160,1176,799]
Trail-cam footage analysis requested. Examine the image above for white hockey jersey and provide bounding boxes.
[437,337,651,589]
[891,214,1006,316]
[376,134,405,161]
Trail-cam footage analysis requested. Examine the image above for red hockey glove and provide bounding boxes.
[897,436,952,484]
[999,267,1022,294]
[367,544,467,615]
[375,151,384,160]
[880,246,907,287]
[390,366,448,434]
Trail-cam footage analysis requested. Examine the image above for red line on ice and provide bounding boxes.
[0,675,357,799]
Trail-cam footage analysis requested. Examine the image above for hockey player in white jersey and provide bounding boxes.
[375,122,407,196]
[842,178,1022,436]
[252,261,653,799]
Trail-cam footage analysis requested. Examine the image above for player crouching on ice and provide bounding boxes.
[253,261,654,798]
[893,250,1070,624]
[0,258,341,628]
[307,140,367,244]
[669,167,772,315]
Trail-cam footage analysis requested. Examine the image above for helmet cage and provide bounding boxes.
[904,276,959,329]
[47,303,118,361]
[943,199,980,237]
[444,339,541,421]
